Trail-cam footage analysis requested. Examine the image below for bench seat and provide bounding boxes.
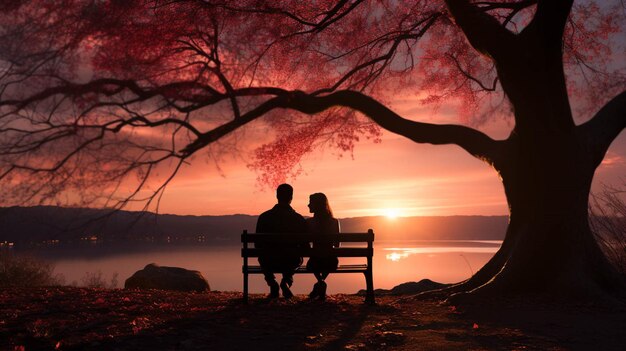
[245,263,369,274]
[241,230,375,304]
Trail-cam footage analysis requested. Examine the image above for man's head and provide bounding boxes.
[276,183,293,204]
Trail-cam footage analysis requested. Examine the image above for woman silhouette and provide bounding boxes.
[306,193,340,300]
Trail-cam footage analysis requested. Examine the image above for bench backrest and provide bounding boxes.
[241,229,374,258]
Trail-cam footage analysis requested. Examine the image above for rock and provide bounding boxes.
[356,279,449,296]
[389,279,448,295]
[124,263,210,292]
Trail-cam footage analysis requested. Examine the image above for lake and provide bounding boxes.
[33,240,502,294]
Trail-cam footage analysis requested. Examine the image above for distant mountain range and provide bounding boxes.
[0,206,508,248]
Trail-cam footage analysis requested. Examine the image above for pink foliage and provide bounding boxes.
[250,109,381,187]
[0,0,623,195]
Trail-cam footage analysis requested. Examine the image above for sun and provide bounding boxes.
[384,209,399,219]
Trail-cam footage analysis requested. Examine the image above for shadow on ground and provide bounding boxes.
[3,287,626,351]
[93,296,374,350]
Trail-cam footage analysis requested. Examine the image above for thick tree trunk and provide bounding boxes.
[442,133,624,303]
[438,1,625,302]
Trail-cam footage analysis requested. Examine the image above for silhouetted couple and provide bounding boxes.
[256,184,340,300]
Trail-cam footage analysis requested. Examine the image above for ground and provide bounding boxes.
[1,287,625,350]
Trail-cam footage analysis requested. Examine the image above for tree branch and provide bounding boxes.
[312,13,441,95]
[522,0,573,47]
[474,1,536,11]
[445,53,498,91]
[180,90,500,162]
[208,0,365,36]
[444,0,516,60]
[0,79,222,110]
[289,90,500,162]
[579,90,626,166]
[178,92,293,156]
[475,0,537,29]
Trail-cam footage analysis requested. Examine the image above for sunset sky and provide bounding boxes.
[148,98,626,218]
[1,2,623,220]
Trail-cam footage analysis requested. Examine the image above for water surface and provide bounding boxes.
[34,240,502,294]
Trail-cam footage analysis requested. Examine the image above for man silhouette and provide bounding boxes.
[256,183,307,298]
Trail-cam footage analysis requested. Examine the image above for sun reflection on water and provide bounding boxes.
[384,244,501,262]
[386,251,410,261]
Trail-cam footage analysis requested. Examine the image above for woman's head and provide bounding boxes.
[308,193,333,218]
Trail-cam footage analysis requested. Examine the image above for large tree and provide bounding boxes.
[0,1,624,301]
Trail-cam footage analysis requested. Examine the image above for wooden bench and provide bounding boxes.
[241,229,375,304]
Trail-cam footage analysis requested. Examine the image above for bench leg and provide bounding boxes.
[243,272,249,304]
[364,270,375,305]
